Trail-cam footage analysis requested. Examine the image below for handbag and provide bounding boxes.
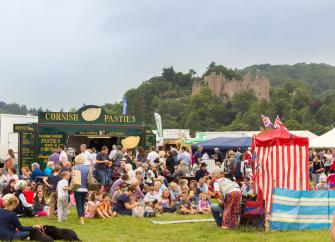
[69,166,82,192]
[87,168,100,191]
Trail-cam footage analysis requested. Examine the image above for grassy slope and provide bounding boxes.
[21,209,330,242]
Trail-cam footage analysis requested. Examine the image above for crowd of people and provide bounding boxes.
[0,144,257,240]
[308,149,335,191]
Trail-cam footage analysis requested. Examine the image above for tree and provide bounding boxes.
[231,90,257,114]
[162,66,175,82]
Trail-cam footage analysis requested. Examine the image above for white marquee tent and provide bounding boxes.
[310,128,335,148]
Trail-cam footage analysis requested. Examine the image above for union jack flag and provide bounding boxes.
[261,114,273,128]
[273,115,284,129]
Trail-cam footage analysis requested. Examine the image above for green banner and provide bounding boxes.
[38,105,141,125]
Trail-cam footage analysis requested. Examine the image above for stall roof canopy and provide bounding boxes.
[253,127,309,147]
[192,137,252,150]
[310,128,335,148]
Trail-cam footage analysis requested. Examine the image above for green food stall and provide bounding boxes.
[14,105,155,169]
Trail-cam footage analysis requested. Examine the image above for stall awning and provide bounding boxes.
[192,136,252,150]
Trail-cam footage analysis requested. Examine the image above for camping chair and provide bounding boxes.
[240,200,265,231]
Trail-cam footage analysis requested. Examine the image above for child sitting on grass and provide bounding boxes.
[23,183,34,205]
[169,182,179,201]
[143,186,162,214]
[144,201,155,217]
[85,201,96,219]
[178,192,195,215]
[98,193,114,219]
[161,189,177,213]
[197,193,211,214]
[33,191,48,217]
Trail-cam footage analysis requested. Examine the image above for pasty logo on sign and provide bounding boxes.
[81,107,102,121]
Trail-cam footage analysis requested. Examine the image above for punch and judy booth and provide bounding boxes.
[252,126,309,212]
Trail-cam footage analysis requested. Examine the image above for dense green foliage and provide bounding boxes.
[2,63,335,135]
[0,101,43,115]
[120,63,335,135]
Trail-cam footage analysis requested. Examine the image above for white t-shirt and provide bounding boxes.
[109,149,117,160]
[91,152,97,165]
[59,150,68,164]
[82,150,93,166]
[143,191,161,203]
[147,151,159,163]
[57,179,69,198]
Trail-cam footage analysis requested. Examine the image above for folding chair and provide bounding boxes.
[240,200,265,231]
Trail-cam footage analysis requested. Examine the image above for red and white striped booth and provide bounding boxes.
[252,126,309,212]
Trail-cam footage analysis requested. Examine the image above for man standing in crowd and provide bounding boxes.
[212,147,224,164]
[108,145,117,160]
[227,153,236,180]
[95,146,110,186]
[80,144,93,166]
[178,147,191,168]
[193,146,203,166]
[113,145,124,168]
[147,147,159,164]
[235,148,242,161]
[58,144,68,164]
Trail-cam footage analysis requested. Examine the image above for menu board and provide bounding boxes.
[13,124,35,167]
[38,133,66,166]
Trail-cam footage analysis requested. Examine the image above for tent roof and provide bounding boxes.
[192,136,252,150]
[253,127,309,147]
[310,128,335,148]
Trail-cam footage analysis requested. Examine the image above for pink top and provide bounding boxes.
[199,200,209,209]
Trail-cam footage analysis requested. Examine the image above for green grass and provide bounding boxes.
[21,208,331,242]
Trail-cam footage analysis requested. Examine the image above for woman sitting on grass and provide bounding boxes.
[113,185,138,216]
[0,194,41,241]
[13,180,34,217]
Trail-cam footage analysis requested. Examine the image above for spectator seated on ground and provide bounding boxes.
[0,194,42,241]
[13,180,34,217]
[113,185,138,216]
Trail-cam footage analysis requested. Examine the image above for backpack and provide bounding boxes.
[87,168,100,191]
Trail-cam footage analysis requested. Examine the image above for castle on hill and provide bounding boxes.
[192,72,270,101]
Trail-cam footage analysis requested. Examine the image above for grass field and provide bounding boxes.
[21,209,331,242]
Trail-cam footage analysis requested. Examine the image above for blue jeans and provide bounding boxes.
[74,191,87,218]
[210,204,224,226]
[13,231,30,240]
[95,169,108,186]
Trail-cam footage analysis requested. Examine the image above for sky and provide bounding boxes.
[0,0,334,111]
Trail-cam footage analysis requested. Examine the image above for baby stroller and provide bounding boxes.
[240,199,265,231]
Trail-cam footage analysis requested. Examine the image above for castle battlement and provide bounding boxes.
[192,72,270,101]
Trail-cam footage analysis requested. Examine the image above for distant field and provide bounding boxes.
[21,209,331,242]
